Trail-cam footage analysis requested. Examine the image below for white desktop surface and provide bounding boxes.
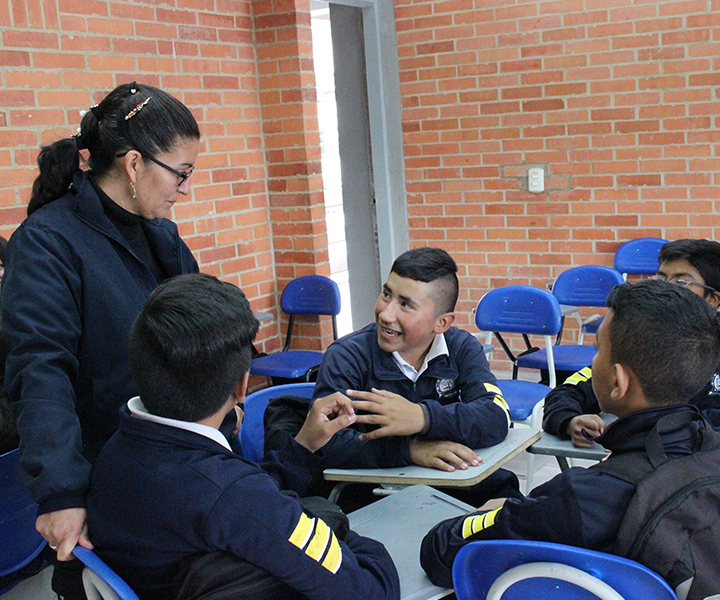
[348,485,474,600]
[325,428,540,487]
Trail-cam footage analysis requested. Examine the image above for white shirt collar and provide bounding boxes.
[392,332,449,382]
[127,396,232,451]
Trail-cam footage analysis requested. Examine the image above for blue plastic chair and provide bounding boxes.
[238,382,315,462]
[250,275,341,382]
[613,237,668,278]
[519,266,624,374]
[452,539,678,600]
[0,449,47,593]
[476,285,561,420]
[73,546,140,600]
[551,265,625,346]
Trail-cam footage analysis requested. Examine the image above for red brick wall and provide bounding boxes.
[394,0,720,347]
[0,0,331,360]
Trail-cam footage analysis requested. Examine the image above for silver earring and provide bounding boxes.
[131,182,137,200]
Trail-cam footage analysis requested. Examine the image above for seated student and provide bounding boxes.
[87,274,399,600]
[420,279,720,587]
[543,238,720,446]
[310,247,517,506]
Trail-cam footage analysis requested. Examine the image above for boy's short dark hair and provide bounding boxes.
[606,279,720,406]
[659,239,720,295]
[129,273,259,422]
[391,247,459,314]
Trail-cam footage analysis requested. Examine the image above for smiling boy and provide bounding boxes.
[312,247,516,505]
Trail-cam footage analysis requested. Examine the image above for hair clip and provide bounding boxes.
[129,81,138,94]
[125,97,150,120]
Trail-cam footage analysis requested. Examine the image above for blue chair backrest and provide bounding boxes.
[239,383,316,462]
[476,286,562,336]
[453,539,678,600]
[0,449,47,579]
[551,265,625,307]
[613,238,668,275]
[73,545,141,600]
[280,275,341,316]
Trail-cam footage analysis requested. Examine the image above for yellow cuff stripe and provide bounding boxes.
[461,508,501,539]
[564,367,592,386]
[289,513,343,573]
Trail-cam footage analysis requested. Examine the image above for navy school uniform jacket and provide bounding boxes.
[543,366,720,437]
[420,404,705,588]
[312,324,511,469]
[1,170,198,514]
[87,406,400,600]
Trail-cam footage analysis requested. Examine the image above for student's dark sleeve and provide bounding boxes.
[421,474,584,588]
[313,340,413,469]
[542,367,600,438]
[420,332,510,448]
[259,437,324,495]
[208,470,400,600]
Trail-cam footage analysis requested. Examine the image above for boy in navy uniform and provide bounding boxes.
[87,274,399,600]
[543,238,720,447]
[312,247,517,506]
[421,279,720,587]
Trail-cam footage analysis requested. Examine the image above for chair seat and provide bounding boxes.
[495,380,552,421]
[516,345,596,373]
[250,350,324,379]
[0,449,47,580]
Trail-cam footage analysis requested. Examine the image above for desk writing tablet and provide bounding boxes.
[348,485,473,600]
[324,428,540,487]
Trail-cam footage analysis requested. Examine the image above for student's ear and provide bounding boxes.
[706,291,720,308]
[611,363,631,402]
[232,372,250,405]
[433,311,455,334]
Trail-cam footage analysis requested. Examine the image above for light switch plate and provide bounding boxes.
[528,167,544,193]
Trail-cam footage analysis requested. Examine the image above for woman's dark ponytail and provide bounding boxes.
[27,137,80,216]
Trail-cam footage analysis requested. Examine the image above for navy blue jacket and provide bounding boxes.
[1,170,198,514]
[420,404,706,588]
[543,366,720,437]
[87,407,400,600]
[313,324,510,468]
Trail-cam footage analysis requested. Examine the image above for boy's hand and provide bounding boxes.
[294,392,357,453]
[409,439,481,472]
[566,414,605,448]
[36,507,94,561]
[348,388,426,439]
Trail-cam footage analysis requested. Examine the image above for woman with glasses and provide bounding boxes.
[1,82,200,600]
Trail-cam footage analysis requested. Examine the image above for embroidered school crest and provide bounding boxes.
[436,378,458,403]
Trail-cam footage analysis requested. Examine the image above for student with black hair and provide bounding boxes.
[1,82,200,597]
[309,247,517,507]
[87,273,399,600]
[543,238,720,446]
[421,279,720,588]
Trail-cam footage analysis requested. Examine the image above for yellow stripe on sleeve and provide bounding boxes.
[306,518,331,562]
[289,513,315,550]
[485,383,502,396]
[564,367,592,386]
[320,531,343,574]
[461,508,501,539]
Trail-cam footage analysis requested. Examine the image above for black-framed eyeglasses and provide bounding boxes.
[116,151,193,186]
[650,275,718,295]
